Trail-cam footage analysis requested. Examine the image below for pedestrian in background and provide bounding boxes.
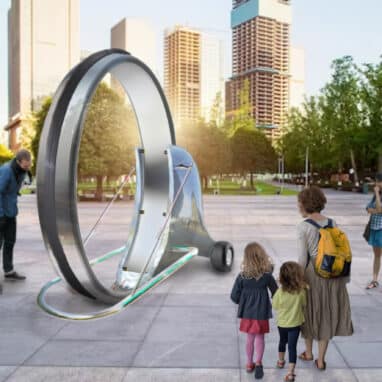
[0,149,32,293]
[365,173,382,290]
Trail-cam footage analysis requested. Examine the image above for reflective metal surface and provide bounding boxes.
[38,247,198,320]
[37,49,233,319]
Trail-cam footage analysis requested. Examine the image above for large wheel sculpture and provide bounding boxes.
[36,49,234,320]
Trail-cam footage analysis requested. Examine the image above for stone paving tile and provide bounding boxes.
[55,306,161,341]
[0,308,66,339]
[144,306,237,342]
[6,366,127,382]
[123,368,240,382]
[163,293,233,308]
[0,367,17,382]
[25,340,141,367]
[0,335,47,365]
[353,369,382,382]
[0,294,29,311]
[132,339,240,368]
[336,342,382,368]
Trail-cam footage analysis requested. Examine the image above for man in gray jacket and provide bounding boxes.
[0,149,31,293]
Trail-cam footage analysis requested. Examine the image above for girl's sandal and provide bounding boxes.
[284,372,296,382]
[366,280,379,290]
[298,351,314,361]
[246,363,255,373]
[315,359,326,370]
[276,359,286,369]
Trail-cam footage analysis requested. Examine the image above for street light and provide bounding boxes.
[305,147,309,188]
[278,156,285,193]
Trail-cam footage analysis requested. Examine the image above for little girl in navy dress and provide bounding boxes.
[231,242,278,379]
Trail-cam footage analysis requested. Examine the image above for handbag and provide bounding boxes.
[363,218,371,242]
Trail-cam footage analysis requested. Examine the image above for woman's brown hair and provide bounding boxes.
[298,186,327,214]
[279,261,307,293]
[241,242,272,279]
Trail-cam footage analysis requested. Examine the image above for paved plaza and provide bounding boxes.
[0,191,381,382]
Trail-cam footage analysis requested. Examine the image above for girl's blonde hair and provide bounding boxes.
[241,242,272,279]
[279,261,307,293]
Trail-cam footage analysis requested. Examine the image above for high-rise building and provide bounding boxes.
[200,34,225,125]
[164,26,201,130]
[164,26,225,130]
[289,46,305,109]
[6,0,80,150]
[226,0,292,140]
[111,18,157,77]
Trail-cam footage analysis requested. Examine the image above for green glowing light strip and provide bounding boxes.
[122,250,196,307]
[38,247,197,320]
[45,246,126,286]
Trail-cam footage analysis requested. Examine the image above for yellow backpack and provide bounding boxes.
[306,219,352,278]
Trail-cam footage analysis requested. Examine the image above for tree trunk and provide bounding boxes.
[378,154,382,173]
[250,172,254,189]
[310,162,313,186]
[350,149,359,185]
[96,175,103,201]
[202,175,208,190]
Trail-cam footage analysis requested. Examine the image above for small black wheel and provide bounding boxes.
[209,241,234,272]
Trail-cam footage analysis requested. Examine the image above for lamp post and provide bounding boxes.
[281,155,285,193]
[305,147,309,188]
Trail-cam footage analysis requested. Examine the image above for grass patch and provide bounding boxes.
[20,188,33,195]
[21,180,297,197]
[203,180,297,196]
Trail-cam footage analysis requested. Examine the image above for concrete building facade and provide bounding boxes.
[226,0,292,140]
[200,34,225,126]
[111,18,157,77]
[7,0,79,150]
[164,26,225,130]
[164,26,201,130]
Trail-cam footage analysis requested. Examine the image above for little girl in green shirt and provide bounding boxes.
[273,261,307,382]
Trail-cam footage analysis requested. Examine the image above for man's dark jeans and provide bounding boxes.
[0,217,16,273]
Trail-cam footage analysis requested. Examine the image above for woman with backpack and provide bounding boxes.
[296,186,353,370]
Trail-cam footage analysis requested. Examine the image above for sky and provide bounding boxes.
[1,0,382,128]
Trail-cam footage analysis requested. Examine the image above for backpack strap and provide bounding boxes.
[305,218,333,229]
[303,219,318,270]
[304,218,331,270]
[304,218,321,229]
[305,250,310,270]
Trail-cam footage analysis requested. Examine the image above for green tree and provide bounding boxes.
[321,56,363,181]
[280,97,334,175]
[79,82,138,199]
[209,91,224,128]
[177,119,232,189]
[0,144,14,165]
[231,127,277,189]
[279,107,306,173]
[227,79,255,136]
[360,58,382,172]
[30,96,52,174]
